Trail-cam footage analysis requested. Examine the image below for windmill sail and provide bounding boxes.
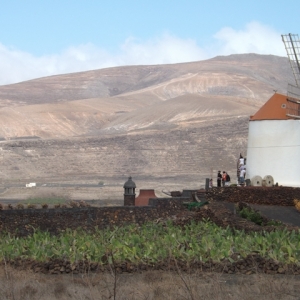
[282,33,300,118]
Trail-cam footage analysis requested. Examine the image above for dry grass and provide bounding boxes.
[0,265,299,300]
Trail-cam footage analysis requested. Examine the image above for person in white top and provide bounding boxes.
[239,155,244,165]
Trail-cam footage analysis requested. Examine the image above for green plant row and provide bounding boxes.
[0,221,299,265]
[237,206,283,226]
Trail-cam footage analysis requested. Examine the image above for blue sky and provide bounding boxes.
[0,0,299,85]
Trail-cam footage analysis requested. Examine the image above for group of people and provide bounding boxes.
[217,170,230,187]
[216,154,246,187]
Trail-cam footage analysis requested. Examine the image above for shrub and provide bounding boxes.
[69,201,79,208]
[238,207,264,225]
[79,200,90,207]
[16,203,24,209]
[294,199,300,212]
[41,203,49,209]
[266,219,283,226]
[27,203,36,209]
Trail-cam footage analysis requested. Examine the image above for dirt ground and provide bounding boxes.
[1,265,300,300]
[0,180,184,203]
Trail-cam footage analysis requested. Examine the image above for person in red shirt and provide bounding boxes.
[222,171,227,187]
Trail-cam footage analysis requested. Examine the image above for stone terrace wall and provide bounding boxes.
[0,198,189,236]
[207,186,300,206]
[2,186,299,237]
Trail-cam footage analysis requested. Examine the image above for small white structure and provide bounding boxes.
[246,93,300,187]
[26,182,36,188]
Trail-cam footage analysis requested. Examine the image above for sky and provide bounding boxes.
[0,0,299,86]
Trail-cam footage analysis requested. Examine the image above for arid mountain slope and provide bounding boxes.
[0,54,293,139]
[0,115,250,194]
[0,53,291,104]
[0,54,294,194]
[100,94,254,134]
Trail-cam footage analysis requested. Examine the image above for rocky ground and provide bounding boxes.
[0,114,250,203]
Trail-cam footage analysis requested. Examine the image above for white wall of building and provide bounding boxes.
[246,120,300,187]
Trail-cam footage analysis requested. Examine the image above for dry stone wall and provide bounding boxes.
[1,186,299,237]
[0,198,188,237]
[207,186,300,206]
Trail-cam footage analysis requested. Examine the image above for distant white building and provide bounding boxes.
[246,93,300,187]
[26,182,36,187]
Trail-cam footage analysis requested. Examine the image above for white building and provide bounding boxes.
[246,93,300,187]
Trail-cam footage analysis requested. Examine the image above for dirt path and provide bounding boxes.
[1,266,300,300]
[250,204,300,227]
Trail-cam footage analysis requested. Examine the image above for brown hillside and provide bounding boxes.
[0,54,292,139]
[0,54,294,197]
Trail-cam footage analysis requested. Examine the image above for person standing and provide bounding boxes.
[240,168,246,185]
[217,171,222,187]
[239,153,245,166]
[225,172,231,186]
[222,171,227,187]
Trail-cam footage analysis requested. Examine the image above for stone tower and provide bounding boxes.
[123,176,136,206]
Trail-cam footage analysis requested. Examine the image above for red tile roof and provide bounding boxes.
[135,189,157,206]
[250,93,289,120]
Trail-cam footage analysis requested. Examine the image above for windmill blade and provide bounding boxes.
[282,34,300,119]
[286,83,300,118]
[282,33,300,87]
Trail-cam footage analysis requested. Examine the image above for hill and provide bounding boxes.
[0,54,294,198]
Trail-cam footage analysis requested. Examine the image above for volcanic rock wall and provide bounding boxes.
[207,186,300,206]
[0,198,187,236]
[1,186,300,237]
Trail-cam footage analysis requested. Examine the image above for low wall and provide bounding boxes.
[0,198,188,236]
[207,186,300,206]
[2,186,298,237]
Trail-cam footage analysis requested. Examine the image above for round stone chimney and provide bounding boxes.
[123,176,136,206]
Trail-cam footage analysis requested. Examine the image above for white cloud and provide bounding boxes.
[212,21,286,57]
[119,33,206,65]
[0,23,288,85]
[0,34,207,85]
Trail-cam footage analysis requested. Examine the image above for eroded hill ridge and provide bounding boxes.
[0,53,294,190]
[0,53,292,139]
